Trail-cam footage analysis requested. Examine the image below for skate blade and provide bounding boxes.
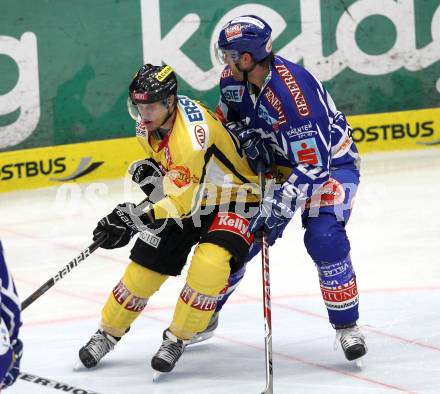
[73,360,85,371]
[354,359,363,369]
[188,331,214,346]
[152,371,162,382]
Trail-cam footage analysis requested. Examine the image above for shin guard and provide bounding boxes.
[170,243,231,339]
[101,261,168,337]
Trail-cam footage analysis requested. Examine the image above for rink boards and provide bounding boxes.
[0,107,438,193]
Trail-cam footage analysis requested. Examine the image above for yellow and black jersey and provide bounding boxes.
[135,95,260,220]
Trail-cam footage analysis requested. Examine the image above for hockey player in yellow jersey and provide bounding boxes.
[78,64,261,374]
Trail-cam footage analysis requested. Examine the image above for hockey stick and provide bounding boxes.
[17,371,102,393]
[257,163,273,394]
[21,233,107,311]
[20,197,153,311]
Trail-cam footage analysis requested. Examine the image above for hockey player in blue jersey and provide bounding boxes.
[195,15,367,361]
[0,240,23,390]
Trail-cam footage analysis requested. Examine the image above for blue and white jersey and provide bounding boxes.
[0,241,21,349]
[217,56,360,201]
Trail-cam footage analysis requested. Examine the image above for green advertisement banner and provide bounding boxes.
[1,0,439,152]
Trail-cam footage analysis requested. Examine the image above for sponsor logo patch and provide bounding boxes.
[225,24,242,41]
[285,120,317,139]
[112,281,130,305]
[125,295,149,312]
[132,92,148,101]
[320,279,359,311]
[194,124,206,149]
[180,284,218,311]
[178,97,204,123]
[156,65,174,82]
[290,138,322,166]
[275,64,311,117]
[306,178,345,208]
[209,212,254,245]
[221,86,244,103]
[334,137,352,156]
[167,165,195,188]
[264,87,288,126]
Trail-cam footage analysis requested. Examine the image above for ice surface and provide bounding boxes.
[1,149,439,394]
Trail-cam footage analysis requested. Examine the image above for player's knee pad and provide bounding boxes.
[101,261,168,337]
[170,243,231,339]
[304,214,350,263]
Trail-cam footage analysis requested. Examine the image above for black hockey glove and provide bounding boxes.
[129,158,164,200]
[225,122,273,174]
[93,202,153,249]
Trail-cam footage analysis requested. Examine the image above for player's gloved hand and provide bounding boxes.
[2,339,23,389]
[249,185,296,246]
[129,158,164,200]
[225,122,273,174]
[93,203,152,249]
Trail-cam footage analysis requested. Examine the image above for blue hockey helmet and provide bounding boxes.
[216,15,273,64]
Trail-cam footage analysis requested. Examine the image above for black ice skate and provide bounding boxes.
[188,312,219,345]
[151,329,188,373]
[335,323,367,361]
[79,329,119,368]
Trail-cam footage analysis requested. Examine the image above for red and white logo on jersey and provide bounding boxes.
[209,212,254,245]
[167,165,192,188]
[180,284,218,311]
[320,279,359,311]
[131,92,149,102]
[225,24,242,41]
[194,125,206,149]
[125,295,149,312]
[291,138,323,166]
[306,178,345,208]
[112,281,130,305]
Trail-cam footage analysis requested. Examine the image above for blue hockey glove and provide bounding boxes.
[93,202,153,249]
[249,186,296,246]
[225,122,273,174]
[2,339,23,389]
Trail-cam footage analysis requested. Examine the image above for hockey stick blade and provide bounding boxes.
[18,371,102,393]
[21,233,106,311]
